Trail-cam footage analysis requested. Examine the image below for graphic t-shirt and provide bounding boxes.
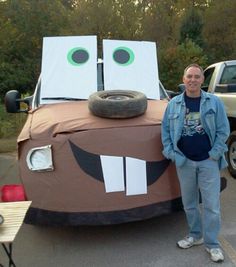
[177,94,211,161]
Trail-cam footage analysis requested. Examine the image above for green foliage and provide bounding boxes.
[0,0,71,98]
[179,8,204,47]
[159,39,208,90]
[0,103,27,138]
[69,0,143,56]
[141,0,181,43]
[202,0,236,62]
[0,0,235,100]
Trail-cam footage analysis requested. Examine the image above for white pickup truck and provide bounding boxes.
[203,60,236,178]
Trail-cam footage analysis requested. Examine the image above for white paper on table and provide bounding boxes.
[40,36,97,104]
[103,39,160,100]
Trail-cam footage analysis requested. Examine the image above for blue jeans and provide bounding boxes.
[176,158,221,248]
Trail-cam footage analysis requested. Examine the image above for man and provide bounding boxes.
[161,64,230,263]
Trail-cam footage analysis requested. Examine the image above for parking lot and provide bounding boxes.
[0,153,236,267]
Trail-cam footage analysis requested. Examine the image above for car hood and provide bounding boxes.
[18,99,167,141]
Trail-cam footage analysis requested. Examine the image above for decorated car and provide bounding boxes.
[4,36,182,225]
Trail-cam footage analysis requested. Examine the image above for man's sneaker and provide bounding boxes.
[177,236,204,249]
[206,247,224,263]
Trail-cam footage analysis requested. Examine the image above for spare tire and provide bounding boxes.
[88,90,147,119]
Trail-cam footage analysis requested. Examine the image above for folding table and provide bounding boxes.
[0,201,31,267]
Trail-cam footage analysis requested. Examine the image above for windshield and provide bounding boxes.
[220,65,236,84]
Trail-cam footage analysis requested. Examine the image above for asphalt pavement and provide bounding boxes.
[0,153,236,267]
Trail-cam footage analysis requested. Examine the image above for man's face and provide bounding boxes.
[183,66,204,97]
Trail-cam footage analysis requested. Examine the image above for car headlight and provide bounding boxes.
[26,145,54,172]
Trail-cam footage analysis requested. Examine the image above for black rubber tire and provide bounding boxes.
[226,131,236,179]
[88,90,147,119]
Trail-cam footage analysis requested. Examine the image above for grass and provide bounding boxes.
[0,102,26,153]
[0,137,18,153]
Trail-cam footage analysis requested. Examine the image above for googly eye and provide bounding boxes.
[112,47,135,66]
[67,47,89,66]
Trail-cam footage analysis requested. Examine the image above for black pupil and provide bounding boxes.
[113,49,130,64]
[72,50,89,64]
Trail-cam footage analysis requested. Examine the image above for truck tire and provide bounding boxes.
[227,131,236,179]
[88,90,147,119]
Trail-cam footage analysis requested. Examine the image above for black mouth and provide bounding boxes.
[69,140,170,186]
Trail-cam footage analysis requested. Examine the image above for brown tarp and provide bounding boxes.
[17,100,180,215]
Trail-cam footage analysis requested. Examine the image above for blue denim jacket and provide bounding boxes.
[161,90,230,170]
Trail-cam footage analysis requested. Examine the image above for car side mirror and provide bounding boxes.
[4,90,32,113]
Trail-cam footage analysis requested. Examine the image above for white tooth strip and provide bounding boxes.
[126,157,147,196]
[101,155,125,193]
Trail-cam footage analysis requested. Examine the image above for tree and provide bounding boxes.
[179,7,204,47]
[0,0,71,98]
[202,0,236,62]
[140,0,181,46]
[69,0,142,56]
[0,0,235,100]
[159,39,208,90]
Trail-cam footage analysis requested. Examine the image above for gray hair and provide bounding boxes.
[184,63,204,75]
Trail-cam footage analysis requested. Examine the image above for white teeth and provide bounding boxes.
[101,155,124,193]
[126,157,147,196]
[101,156,147,196]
